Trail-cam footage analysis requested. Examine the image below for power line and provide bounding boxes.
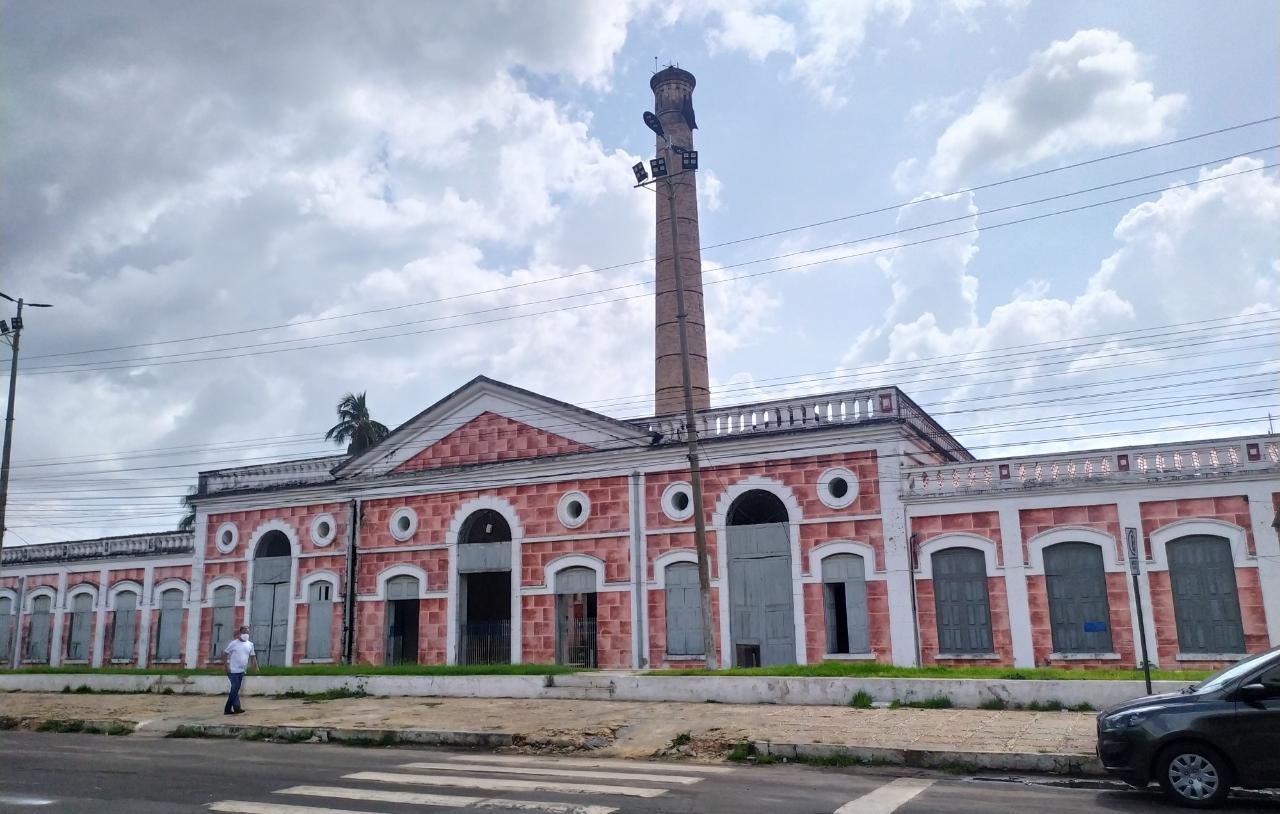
[21,116,1279,366]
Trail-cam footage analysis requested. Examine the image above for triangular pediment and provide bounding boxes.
[334,376,648,479]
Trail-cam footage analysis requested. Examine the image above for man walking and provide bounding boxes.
[223,625,258,715]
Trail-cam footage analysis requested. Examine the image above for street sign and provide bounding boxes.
[1125,527,1141,576]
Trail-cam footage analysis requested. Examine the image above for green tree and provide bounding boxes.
[325,391,390,455]
[178,486,197,532]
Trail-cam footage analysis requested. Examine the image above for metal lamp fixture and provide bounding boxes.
[632,162,649,184]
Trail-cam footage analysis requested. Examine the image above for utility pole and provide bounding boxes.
[634,101,717,668]
[0,292,54,575]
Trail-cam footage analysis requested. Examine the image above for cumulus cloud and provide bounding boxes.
[707,7,797,60]
[789,0,913,107]
[905,29,1185,187]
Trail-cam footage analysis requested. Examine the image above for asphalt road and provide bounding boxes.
[0,732,1277,814]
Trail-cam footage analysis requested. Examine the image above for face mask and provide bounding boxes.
[239,634,249,642]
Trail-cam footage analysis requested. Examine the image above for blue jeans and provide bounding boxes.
[225,671,244,713]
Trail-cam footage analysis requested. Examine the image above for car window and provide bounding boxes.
[1257,664,1280,693]
[1196,648,1280,693]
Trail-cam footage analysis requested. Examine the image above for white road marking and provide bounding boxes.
[0,796,55,806]
[397,760,701,784]
[834,777,935,814]
[446,753,735,774]
[278,785,618,814]
[343,770,668,798]
[210,802,381,814]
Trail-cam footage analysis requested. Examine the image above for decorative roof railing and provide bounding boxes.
[2,531,193,566]
[200,454,346,495]
[903,435,1280,499]
[641,386,973,462]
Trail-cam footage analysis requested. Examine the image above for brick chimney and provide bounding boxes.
[652,66,711,415]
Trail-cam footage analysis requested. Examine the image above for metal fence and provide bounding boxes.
[558,617,598,668]
[460,620,511,665]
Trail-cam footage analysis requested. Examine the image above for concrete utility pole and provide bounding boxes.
[635,66,717,668]
[0,292,54,574]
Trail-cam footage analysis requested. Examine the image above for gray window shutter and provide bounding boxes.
[111,592,137,661]
[306,581,333,660]
[209,586,236,658]
[154,589,184,661]
[1168,536,1245,654]
[66,594,94,661]
[664,562,703,656]
[932,548,993,654]
[1044,542,1113,654]
[0,597,12,664]
[27,596,51,663]
[386,575,419,600]
[821,554,870,654]
[554,567,596,595]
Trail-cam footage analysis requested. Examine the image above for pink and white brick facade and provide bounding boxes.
[3,377,1279,672]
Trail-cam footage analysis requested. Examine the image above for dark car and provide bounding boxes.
[1097,645,1280,807]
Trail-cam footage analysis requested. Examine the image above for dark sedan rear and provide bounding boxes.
[1097,646,1280,807]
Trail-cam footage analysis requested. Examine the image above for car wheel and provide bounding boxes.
[1156,744,1232,808]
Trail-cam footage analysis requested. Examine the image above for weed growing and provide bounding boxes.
[849,690,874,709]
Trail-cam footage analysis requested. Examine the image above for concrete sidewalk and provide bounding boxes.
[0,691,1099,775]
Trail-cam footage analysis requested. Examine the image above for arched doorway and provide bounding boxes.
[726,489,795,667]
[250,529,292,666]
[457,509,513,664]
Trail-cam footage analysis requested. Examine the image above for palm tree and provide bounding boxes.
[325,391,390,455]
[178,486,197,532]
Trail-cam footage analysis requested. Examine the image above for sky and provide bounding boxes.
[1,0,1278,544]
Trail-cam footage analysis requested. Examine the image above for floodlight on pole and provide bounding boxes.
[632,162,649,184]
[681,150,698,171]
[649,157,668,178]
[643,110,664,137]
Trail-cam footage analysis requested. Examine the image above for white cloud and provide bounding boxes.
[914,29,1185,186]
[707,8,796,60]
[790,0,914,108]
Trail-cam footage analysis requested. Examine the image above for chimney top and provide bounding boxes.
[650,66,696,92]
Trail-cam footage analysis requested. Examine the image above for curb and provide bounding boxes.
[753,741,1102,776]
[173,722,514,749]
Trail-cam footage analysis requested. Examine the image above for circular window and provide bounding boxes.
[557,491,591,530]
[661,481,695,522]
[389,507,418,542]
[310,512,337,547]
[214,522,239,554]
[817,467,858,510]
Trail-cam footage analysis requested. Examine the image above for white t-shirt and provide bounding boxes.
[224,638,255,673]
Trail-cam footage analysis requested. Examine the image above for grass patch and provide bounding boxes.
[726,740,777,765]
[274,688,368,703]
[849,690,874,709]
[889,695,952,710]
[1069,702,1095,712]
[238,728,315,743]
[167,725,211,739]
[1022,699,1063,712]
[80,722,134,736]
[36,719,85,733]
[11,663,584,677]
[670,731,692,748]
[651,662,1208,682]
[335,731,400,748]
[937,760,980,775]
[60,684,97,694]
[978,698,1009,711]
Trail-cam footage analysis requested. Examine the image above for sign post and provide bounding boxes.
[1126,527,1153,694]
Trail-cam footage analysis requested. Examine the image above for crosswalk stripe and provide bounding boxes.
[210,802,382,814]
[396,760,701,784]
[278,785,618,814]
[445,754,735,774]
[833,777,935,814]
[343,770,669,798]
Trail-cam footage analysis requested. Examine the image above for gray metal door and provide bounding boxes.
[110,592,137,661]
[1044,542,1113,654]
[251,555,291,666]
[26,596,51,663]
[727,523,796,666]
[154,589,184,661]
[210,586,236,659]
[821,554,870,654]
[933,548,993,654]
[664,562,704,656]
[305,582,332,660]
[66,594,94,661]
[1168,536,1246,654]
[0,597,12,665]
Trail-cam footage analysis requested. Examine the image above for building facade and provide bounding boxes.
[2,377,1278,672]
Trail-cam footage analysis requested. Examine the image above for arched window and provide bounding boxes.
[460,509,511,544]
[209,586,236,659]
[664,562,704,657]
[932,548,993,655]
[255,530,291,558]
[65,593,95,661]
[1168,536,1245,654]
[26,595,52,663]
[306,581,333,660]
[0,596,14,665]
[1044,542,1112,654]
[153,588,184,662]
[110,591,137,661]
[727,490,789,525]
[822,554,869,655]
